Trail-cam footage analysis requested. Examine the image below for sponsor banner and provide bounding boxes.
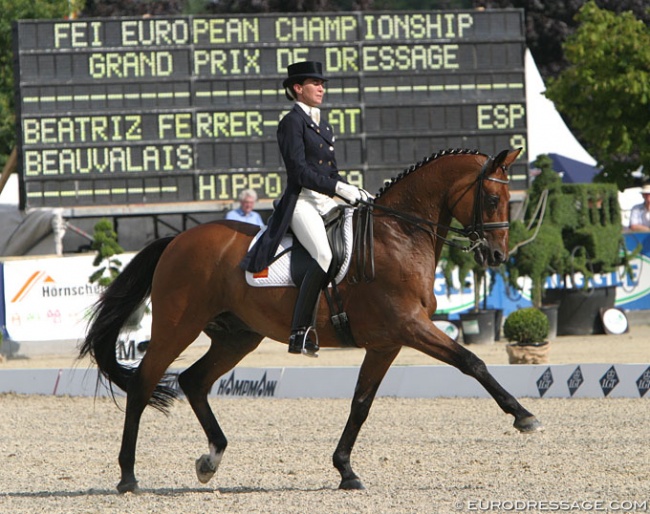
[533,364,650,399]
[2,253,135,341]
[212,368,284,398]
[2,364,647,399]
[617,233,650,310]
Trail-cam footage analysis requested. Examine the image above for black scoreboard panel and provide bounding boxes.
[13,10,528,211]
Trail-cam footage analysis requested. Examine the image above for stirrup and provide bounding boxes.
[288,327,319,358]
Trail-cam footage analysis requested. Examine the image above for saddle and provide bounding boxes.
[245,207,353,288]
[244,206,357,347]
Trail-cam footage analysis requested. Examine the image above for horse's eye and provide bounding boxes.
[486,194,499,211]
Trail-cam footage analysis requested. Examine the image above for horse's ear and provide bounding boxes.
[493,148,522,171]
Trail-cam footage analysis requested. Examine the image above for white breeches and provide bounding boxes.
[291,190,337,273]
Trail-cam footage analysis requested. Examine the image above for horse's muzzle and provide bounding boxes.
[473,244,507,267]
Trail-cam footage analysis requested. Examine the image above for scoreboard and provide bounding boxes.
[13,10,528,212]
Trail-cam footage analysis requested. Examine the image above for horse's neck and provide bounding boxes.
[372,189,444,263]
[371,166,463,265]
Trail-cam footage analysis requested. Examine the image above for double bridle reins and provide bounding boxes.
[349,154,510,283]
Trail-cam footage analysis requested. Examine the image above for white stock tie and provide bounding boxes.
[310,107,321,125]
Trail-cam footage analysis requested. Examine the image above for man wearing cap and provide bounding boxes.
[629,184,650,232]
[240,61,362,357]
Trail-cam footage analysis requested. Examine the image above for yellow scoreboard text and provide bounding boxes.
[23,145,193,176]
[23,115,143,144]
[52,13,475,49]
[198,169,363,200]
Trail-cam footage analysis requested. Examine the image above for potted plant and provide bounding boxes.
[503,307,550,364]
[441,232,502,344]
[507,155,634,336]
[88,219,146,329]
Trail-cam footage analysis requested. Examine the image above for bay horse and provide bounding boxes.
[80,147,542,494]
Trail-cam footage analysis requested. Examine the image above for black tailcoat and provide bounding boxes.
[240,104,344,273]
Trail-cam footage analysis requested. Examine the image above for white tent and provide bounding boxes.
[525,49,597,166]
[0,173,19,206]
[1,174,65,256]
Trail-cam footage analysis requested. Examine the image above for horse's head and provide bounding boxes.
[368,147,520,275]
[451,148,520,267]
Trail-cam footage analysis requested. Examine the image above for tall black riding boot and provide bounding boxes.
[288,261,328,357]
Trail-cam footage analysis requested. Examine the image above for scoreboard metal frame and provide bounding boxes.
[13,10,528,215]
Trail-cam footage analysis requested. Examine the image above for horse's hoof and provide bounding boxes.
[339,478,365,490]
[116,479,138,494]
[196,454,217,484]
[514,415,544,433]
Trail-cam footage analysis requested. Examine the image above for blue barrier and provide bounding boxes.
[0,261,6,340]
[441,232,650,318]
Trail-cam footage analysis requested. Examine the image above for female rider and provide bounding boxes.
[240,61,361,356]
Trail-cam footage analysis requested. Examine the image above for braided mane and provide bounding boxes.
[374,148,481,200]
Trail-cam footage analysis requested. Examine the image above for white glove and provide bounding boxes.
[360,188,375,202]
[335,182,362,205]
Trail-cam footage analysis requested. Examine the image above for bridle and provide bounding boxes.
[349,154,511,283]
[464,154,511,252]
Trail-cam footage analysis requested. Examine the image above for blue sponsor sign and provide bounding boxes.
[436,232,650,317]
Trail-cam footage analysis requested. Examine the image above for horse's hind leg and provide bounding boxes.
[117,316,206,493]
[177,314,263,485]
[117,353,185,493]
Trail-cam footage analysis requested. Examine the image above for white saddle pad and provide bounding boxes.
[245,209,354,287]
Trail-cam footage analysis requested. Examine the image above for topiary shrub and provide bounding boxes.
[89,218,124,288]
[503,308,549,345]
[507,154,636,308]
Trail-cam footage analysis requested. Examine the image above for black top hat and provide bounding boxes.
[282,61,328,89]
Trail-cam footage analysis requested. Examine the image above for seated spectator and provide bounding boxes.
[628,184,650,232]
[225,189,265,228]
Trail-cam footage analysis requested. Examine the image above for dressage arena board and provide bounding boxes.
[1,363,649,399]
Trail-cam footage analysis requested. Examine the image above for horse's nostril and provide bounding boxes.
[492,250,505,264]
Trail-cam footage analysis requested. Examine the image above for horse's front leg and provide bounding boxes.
[407,314,542,433]
[333,346,400,490]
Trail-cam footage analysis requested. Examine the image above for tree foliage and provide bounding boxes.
[478,0,650,81]
[545,1,650,188]
[82,0,185,17]
[0,0,83,168]
[83,0,472,15]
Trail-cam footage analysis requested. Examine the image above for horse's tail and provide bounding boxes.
[79,236,176,412]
